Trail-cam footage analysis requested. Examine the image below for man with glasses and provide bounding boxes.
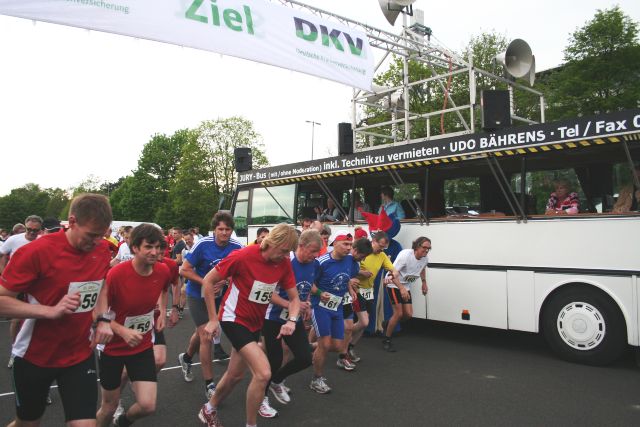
[0,215,43,275]
[382,236,431,352]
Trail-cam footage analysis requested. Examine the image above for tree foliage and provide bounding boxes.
[0,184,69,229]
[546,6,640,119]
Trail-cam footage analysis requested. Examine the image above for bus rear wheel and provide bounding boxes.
[542,286,626,366]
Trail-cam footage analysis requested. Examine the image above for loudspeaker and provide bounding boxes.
[338,123,353,155]
[494,39,535,81]
[481,90,511,131]
[234,147,252,172]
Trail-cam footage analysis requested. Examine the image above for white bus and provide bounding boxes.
[231,109,640,365]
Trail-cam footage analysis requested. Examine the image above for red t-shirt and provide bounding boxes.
[103,261,171,357]
[217,245,295,332]
[0,231,111,368]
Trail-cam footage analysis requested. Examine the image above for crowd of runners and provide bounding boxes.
[0,193,431,427]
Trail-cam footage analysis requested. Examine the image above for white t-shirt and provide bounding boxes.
[388,248,428,289]
[115,242,133,261]
[0,233,30,257]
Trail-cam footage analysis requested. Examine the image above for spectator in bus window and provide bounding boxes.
[612,164,640,213]
[379,186,405,219]
[249,227,269,245]
[316,199,343,222]
[353,192,370,221]
[545,179,580,215]
[301,217,313,230]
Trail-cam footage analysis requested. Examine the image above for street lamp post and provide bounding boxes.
[305,120,321,160]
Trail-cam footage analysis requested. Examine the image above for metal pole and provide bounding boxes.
[305,120,321,160]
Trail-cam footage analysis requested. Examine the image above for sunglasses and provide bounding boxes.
[26,228,41,234]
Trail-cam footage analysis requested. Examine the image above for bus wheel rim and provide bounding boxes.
[556,302,606,351]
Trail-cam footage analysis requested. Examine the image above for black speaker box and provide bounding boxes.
[234,147,252,172]
[481,90,511,131]
[338,122,353,155]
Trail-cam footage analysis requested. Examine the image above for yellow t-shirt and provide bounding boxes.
[358,252,395,289]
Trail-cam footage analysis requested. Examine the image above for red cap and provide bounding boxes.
[332,233,353,242]
[354,228,368,240]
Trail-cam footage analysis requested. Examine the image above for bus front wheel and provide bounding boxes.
[542,286,626,366]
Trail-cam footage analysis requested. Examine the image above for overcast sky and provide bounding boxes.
[0,0,638,196]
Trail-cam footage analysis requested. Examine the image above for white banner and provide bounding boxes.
[0,0,374,90]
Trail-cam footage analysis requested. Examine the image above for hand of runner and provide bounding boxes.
[48,293,81,319]
[155,313,165,333]
[349,288,357,302]
[400,287,410,302]
[277,320,296,339]
[422,283,428,295]
[383,276,392,286]
[121,327,144,347]
[212,279,228,295]
[359,268,373,278]
[349,278,360,292]
[204,320,220,340]
[320,292,331,303]
[300,301,311,314]
[91,321,113,349]
[168,308,179,327]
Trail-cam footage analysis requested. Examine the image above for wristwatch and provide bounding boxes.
[287,317,298,323]
[97,310,115,324]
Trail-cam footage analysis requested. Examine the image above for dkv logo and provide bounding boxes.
[294,17,364,57]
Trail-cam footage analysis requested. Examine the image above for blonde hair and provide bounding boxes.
[298,229,322,248]
[260,223,298,252]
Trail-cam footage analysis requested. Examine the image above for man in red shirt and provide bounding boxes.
[198,224,301,427]
[0,193,114,427]
[95,224,171,427]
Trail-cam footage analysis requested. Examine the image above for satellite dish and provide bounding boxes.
[378,0,418,26]
[494,39,535,81]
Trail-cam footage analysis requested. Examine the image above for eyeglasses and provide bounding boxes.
[26,228,41,234]
[421,246,431,251]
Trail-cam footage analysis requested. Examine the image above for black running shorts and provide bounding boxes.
[98,348,156,391]
[12,355,98,422]
[221,321,260,352]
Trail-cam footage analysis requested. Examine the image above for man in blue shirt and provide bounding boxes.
[309,233,360,394]
[177,212,243,400]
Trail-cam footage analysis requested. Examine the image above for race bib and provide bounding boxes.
[124,311,154,334]
[343,293,352,305]
[359,288,374,300]
[405,275,419,284]
[280,308,289,321]
[319,293,342,311]
[68,281,102,313]
[248,281,277,305]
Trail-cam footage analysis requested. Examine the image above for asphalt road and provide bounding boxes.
[2,314,640,426]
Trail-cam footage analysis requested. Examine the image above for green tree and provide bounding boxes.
[0,184,51,229]
[546,6,640,119]
[44,188,70,219]
[197,117,269,208]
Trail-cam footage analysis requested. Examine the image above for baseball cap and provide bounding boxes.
[42,217,61,232]
[332,233,353,243]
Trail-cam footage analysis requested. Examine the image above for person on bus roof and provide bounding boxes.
[545,179,580,215]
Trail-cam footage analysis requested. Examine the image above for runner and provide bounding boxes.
[0,193,113,427]
[336,238,372,371]
[383,236,431,352]
[349,231,402,361]
[259,229,320,418]
[309,233,360,394]
[198,224,300,427]
[178,212,243,399]
[95,224,171,427]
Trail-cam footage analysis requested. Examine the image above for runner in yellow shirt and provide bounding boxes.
[348,231,402,362]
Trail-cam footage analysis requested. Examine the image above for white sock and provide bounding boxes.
[205,402,216,413]
[213,336,221,345]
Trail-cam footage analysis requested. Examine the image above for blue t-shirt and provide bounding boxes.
[311,253,359,305]
[265,252,319,323]
[380,200,405,219]
[185,236,243,299]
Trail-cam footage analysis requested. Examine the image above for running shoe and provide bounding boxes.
[336,356,356,371]
[7,355,14,369]
[166,309,171,318]
[258,396,278,418]
[269,382,291,404]
[309,376,331,394]
[205,382,216,400]
[178,353,194,382]
[178,307,184,319]
[213,344,230,361]
[382,339,397,353]
[113,399,124,423]
[198,404,224,427]
[347,346,361,362]
[45,392,52,405]
[281,380,291,394]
